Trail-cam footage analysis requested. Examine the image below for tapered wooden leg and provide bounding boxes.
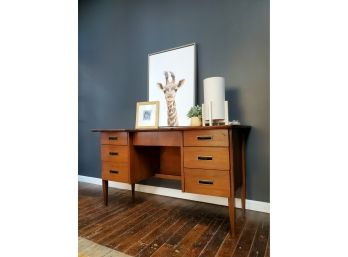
[131,183,135,202]
[228,195,236,237]
[241,137,246,215]
[102,180,108,206]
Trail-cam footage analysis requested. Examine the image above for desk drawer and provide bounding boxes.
[184,168,230,197]
[101,145,129,162]
[102,162,129,183]
[101,132,128,145]
[184,147,230,170]
[184,129,228,147]
[133,131,181,146]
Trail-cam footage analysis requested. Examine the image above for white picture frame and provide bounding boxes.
[135,101,159,129]
[148,43,196,127]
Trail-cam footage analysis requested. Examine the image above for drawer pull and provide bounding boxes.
[197,135,213,140]
[197,156,213,161]
[109,170,119,174]
[109,152,119,156]
[198,179,214,185]
[109,136,118,140]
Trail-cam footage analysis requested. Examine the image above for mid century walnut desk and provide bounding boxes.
[92,125,251,234]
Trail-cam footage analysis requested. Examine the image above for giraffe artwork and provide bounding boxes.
[148,43,196,126]
[157,71,185,126]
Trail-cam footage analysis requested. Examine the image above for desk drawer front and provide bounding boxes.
[184,168,230,197]
[102,162,129,183]
[184,147,230,170]
[101,132,128,145]
[184,129,228,147]
[133,131,181,146]
[101,145,129,162]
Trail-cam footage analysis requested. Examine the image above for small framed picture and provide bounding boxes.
[135,101,160,129]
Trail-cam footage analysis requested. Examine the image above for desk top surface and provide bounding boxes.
[92,125,251,133]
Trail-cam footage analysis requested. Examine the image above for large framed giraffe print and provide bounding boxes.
[148,43,196,127]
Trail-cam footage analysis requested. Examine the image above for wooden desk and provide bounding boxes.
[92,125,251,234]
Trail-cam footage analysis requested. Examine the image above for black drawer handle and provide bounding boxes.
[109,170,119,174]
[197,156,213,161]
[197,135,213,140]
[109,136,118,140]
[199,179,214,185]
[109,152,119,156]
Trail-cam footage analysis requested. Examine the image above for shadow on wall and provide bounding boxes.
[225,87,243,122]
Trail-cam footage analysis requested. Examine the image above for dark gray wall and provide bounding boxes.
[79,0,270,202]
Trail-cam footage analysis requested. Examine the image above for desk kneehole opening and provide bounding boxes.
[197,155,213,161]
[198,179,214,185]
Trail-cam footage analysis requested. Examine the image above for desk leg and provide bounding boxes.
[102,180,108,206]
[228,195,236,236]
[131,183,135,201]
[241,136,246,216]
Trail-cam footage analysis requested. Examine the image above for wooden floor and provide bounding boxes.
[78,182,270,257]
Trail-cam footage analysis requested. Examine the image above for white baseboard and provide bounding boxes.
[78,175,270,213]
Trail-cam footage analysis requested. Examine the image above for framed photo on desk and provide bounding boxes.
[135,101,159,129]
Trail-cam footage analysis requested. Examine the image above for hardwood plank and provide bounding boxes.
[79,198,153,237]
[78,191,107,209]
[165,204,209,246]
[150,243,173,257]
[264,236,270,257]
[78,201,108,222]
[89,194,170,243]
[79,192,129,223]
[125,203,195,256]
[106,206,176,249]
[215,212,246,257]
[168,217,213,256]
[115,199,185,252]
[249,216,270,257]
[90,201,164,243]
[78,192,129,227]
[148,215,214,257]
[79,205,130,230]
[79,205,129,234]
[182,218,224,257]
[82,194,165,239]
[104,207,167,248]
[198,218,230,257]
[231,212,262,257]
[135,205,202,257]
